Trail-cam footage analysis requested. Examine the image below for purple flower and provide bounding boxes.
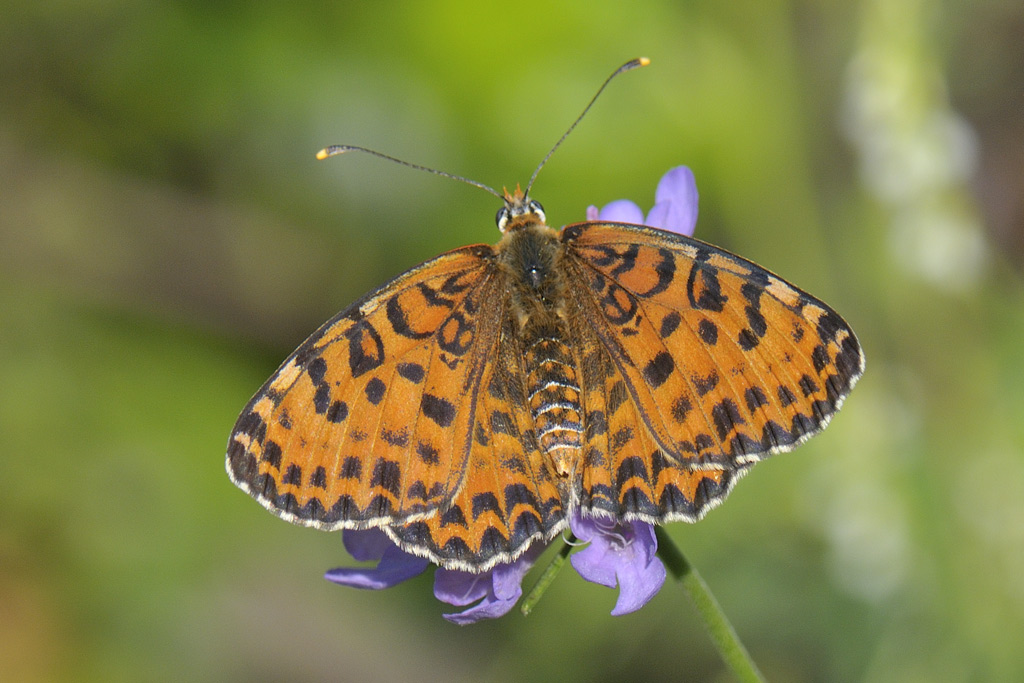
[434,544,545,625]
[569,515,666,615]
[587,165,698,237]
[325,528,543,625]
[325,528,430,589]
[326,513,666,623]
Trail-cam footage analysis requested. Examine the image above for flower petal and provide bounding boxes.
[608,524,666,616]
[436,546,543,625]
[442,591,519,625]
[569,516,620,588]
[434,569,490,607]
[342,528,392,562]
[569,514,666,616]
[326,530,430,590]
[596,199,645,224]
[646,166,698,236]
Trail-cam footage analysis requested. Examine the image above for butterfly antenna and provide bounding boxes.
[316,145,503,200]
[525,57,650,195]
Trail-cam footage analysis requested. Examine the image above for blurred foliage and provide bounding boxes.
[2,1,1023,681]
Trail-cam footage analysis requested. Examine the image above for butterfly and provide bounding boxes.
[226,60,864,573]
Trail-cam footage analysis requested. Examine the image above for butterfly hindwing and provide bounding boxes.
[387,312,566,570]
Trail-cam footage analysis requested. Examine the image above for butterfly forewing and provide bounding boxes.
[563,222,863,476]
[227,244,501,530]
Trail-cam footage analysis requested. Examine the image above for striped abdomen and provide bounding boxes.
[524,327,582,477]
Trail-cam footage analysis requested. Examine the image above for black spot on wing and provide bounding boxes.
[282,463,303,486]
[816,309,847,343]
[642,351,675,388]
[471,492,502,520]
[408,480,445,502]
[616,455,650,484]
[234,410,267,442]
[711,398,745,441]
[397,362,425,383]
[737,329,760,351]
[692,371,719,397]
[744,386,769,413]
[416,441,440,465]
[421,394,456,427]
[440,505,468,528]
[307,358,328,384]
[310,467,327,489]
[477,527,511,558]
[369,459,401,496]
[474,421,489,446]
[261,441,282,469]
[798,374,820,397]
[339,456,362,480]
[365,377,386,405]
[777,385,797,407]
[607,380,629,415]
[611,426,634,450]
[698,318,719,345]
[660,311,681,338]
[326,400,349,423]
[381,427,409,447]
[313,384,331,414]
[671,395,692,423]
[811,345,830,374]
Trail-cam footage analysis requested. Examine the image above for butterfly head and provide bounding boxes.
[497,185,546,233]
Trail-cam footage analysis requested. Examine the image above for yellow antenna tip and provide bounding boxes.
[315,148,331,160]
[638,57,651,66]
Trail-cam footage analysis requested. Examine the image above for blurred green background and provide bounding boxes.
[3,1,1023,681]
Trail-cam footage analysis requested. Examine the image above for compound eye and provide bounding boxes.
[496,206,510,231]
[528,200,546,223]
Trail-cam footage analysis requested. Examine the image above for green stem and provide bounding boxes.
[520,536,575,616]
[655,527,767,683]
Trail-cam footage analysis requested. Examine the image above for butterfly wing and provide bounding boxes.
[561,221,864,522]
[228,244,500,531]
[227,243,564,570]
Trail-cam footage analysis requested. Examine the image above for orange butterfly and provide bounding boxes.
[226,60,863,574]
